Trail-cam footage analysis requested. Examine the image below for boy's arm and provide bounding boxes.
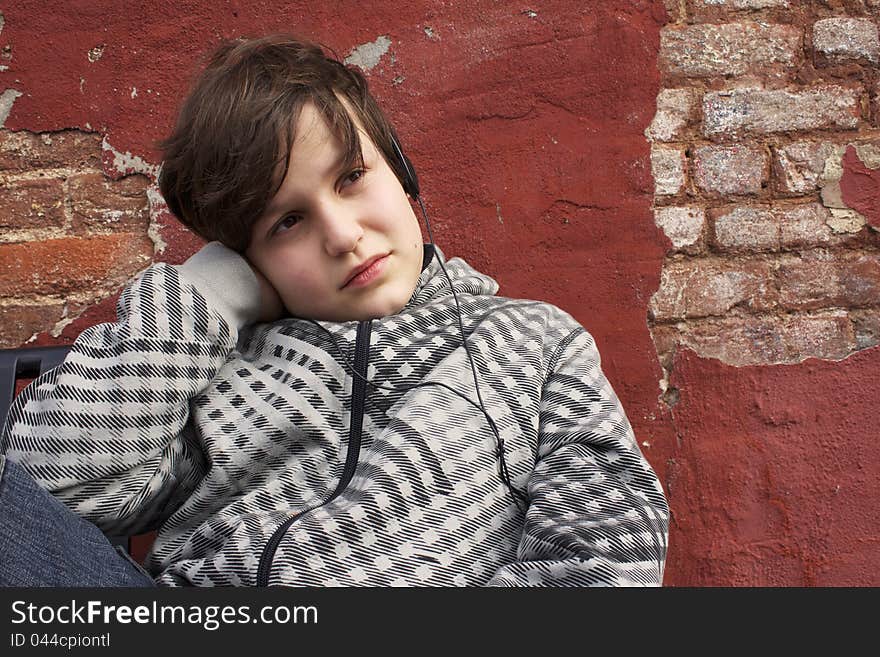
[488,328,670,587]
[0,242,262,536]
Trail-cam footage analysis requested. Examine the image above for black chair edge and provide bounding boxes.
[0,343,131,553]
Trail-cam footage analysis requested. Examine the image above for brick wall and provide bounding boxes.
[649,0,880,389]
[0,130,154,346]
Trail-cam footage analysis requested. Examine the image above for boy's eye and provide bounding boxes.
[272,214,301,235]
[341,168,365,188]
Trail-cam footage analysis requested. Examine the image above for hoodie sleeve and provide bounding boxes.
[487,328,670,586]
[0,242,262,536]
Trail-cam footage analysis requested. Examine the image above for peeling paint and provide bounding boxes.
[827,208,865,233]
[49,307,74,338]
[101,137,160,179]
[87,44,105,62]
[0,88,22,127]
[344,35,391,71]
[146,185,169,255]
[814,143,879,218]
[819,145,847,209]
[654,206,704,250]
[853,143,880,168]
[840,144,880,230]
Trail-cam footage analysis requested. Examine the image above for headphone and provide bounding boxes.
[317,130,529,513]
[388,132,420,199]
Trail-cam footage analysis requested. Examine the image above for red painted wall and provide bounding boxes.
[665,345,880,585]
[842,145,880,230]
[3,1,877,585]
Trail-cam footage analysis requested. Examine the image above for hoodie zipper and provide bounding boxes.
[255,319,372,586]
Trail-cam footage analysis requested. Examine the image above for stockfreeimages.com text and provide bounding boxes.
[11,599,317,631]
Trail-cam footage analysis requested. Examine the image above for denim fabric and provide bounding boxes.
[0,455,155,587]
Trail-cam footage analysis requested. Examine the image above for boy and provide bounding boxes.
[1,34,669,586]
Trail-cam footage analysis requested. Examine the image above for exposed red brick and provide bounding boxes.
[0,177,65,230]
[21,293,124,348]
[654,206,707,254]
[712,205,779,252]
[0,130,101,172]
[687,316,794,365]
[841,255,880,306]
[772,141,841,196]
[703,86,861,137]
[779,203,853,249]
[776,253,847,311]
[660,22,801,78]
[708,203,859,253]
[0,302,66,348]
[67,172,150,233]
[0,235,153,297]
[651,144,687,195]
[645,88,701,142]
[675,311,855,365]
[650,258,777,320]
[688,3,795,28]
[43,294,121,345]
[650,323,680,371]
[851,309,880,349]
[660,0,681,22]
[780,311,857,362]
[813,17,880,65]
[693,145,768,196]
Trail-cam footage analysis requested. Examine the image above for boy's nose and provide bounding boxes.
[320,205,364,256]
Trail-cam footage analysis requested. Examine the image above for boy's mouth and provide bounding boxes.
[341,253,390,289]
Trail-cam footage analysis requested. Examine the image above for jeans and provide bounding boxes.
[0,455,156,587]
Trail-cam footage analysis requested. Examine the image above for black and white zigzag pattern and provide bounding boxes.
[2,248,670,586]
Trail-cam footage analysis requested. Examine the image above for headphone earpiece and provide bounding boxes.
[389,132,420,199]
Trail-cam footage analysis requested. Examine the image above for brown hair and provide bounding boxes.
[157,34,406,252]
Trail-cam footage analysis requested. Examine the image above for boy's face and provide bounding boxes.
[246,102,424,322]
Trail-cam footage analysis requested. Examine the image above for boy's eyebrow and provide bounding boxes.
[262,148,358,220]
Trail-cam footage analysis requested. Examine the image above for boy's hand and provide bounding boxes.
[250,263,285,323]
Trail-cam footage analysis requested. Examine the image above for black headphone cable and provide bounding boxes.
[306,195,529,513]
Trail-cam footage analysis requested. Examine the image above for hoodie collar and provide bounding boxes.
[403,243,500,312]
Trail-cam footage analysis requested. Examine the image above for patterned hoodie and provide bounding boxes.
[2,242,669,586]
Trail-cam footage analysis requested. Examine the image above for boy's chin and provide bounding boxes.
[348,299,409,322]
[302,295,411,323]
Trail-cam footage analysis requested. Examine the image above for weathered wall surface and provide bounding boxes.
[651,0,880,370]
[0,0,877,585]
[651,0,880,585]
[667,346,879,585]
